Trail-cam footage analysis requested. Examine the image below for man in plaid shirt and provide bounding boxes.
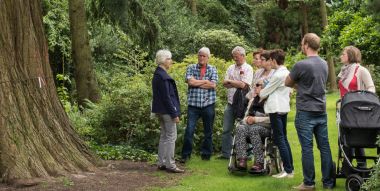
[181,47,218,162]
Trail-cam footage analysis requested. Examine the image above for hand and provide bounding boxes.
[245,116,255,125]
[173,117,180,123]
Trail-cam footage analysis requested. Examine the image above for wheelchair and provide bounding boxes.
[227,121,283,175]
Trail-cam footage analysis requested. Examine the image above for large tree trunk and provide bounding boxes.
[69,0,100,106]
[320,0,337,91]
[0,0,98,184]
[300,0,309,37]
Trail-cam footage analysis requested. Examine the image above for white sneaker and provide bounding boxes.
[272,171,294,178]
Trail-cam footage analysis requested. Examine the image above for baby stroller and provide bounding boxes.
[227,98,283,175]
[336,90,380,191]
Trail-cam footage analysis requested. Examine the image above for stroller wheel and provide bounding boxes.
[345,174,364,191]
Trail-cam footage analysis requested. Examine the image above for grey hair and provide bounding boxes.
[198,47,211,58]
[155,49,172,65]
[232,46,246,56]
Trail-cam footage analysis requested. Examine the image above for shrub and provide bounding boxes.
[194,29,250,60]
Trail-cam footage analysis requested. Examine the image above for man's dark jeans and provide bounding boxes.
[182,104,215,159]
[295,110,334,187]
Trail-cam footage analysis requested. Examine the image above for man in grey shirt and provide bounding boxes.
[285,33,335,191]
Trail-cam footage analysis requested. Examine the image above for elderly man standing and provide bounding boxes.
[181,47,218,163]
[285,33,335,190]
[219,46,253,159]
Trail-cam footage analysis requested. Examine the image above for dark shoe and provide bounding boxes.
[323,184,335,190]
[166,167,185,173]
[179,156,190,164]
[250,162,264,172]
[237,158,247,170]
[157,165,166,170]
[201,155,210,161]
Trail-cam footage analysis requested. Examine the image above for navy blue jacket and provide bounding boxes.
[151,66,181,118]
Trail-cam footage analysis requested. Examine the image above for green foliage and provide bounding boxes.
[338,16,380,65]
[89,143,155,162]
[141,0,202,60]
[89,0,160,51]
[56,74,73,112]
[90,22,150,76]
[361,136,380,190]
[42,0,72,77]
[194,29,250,60]
[219,0,258,46]
[197,0,231,27]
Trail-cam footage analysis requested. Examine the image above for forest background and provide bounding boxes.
[7,0,380,189]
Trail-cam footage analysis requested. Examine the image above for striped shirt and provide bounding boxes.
[185,64,218,108]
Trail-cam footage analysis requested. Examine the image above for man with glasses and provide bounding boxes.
[285,33,335,190]
[218,46,253,159]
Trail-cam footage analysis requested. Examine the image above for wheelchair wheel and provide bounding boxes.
[271,146,283,174]
[345,174,364,191]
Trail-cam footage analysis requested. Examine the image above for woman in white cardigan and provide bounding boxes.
[259,49,294,178]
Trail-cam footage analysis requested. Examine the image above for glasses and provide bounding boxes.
[255,84,263,87]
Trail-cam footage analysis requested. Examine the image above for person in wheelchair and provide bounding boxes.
[235,81,271,173]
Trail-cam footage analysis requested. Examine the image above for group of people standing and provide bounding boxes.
[151,33,375,190]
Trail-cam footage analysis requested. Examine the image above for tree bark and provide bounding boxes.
[69,0,101,106]
[320,0,337,91]
[0,0,98,184]
[300,1,309,37]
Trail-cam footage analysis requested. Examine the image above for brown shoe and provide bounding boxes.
[250,162,264,172]
[292,183,315,191]
[237,158,247,170]
[157,165,166,170]
[166,167,185,173]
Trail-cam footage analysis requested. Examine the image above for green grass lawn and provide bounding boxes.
[154,92,348,191]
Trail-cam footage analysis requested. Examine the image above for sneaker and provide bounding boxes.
[292,183,315,191]
[166,167,185,173]
[323,184,335,190]
[272,171,294,178]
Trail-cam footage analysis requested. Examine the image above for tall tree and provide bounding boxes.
[299,0,309,37]
[68,0,100,106]
[188,0,197,15]
[0,0,97,184]
[320,0,337,90]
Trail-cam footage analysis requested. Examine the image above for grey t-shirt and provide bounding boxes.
[289,56,328,112]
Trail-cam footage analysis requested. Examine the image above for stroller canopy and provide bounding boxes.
[340,91,380,129]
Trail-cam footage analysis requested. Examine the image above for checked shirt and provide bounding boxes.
[185,64,218,108]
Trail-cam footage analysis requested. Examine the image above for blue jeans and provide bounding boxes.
[269,113,294,173]
[221,104,236,158]
[295,110,334,187]
[182,104,215,158]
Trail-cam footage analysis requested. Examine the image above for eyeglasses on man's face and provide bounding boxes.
[255,83,263,87]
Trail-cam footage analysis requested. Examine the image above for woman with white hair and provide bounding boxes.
[151,49,184,173]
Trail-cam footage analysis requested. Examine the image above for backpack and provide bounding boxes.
[232,86,250,119]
